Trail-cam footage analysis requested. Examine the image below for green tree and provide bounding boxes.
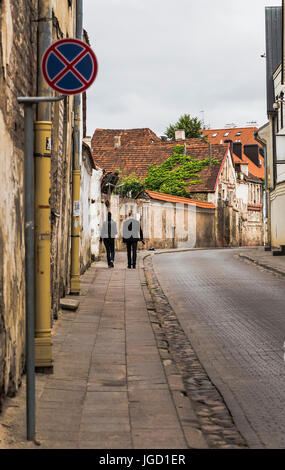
[165,114,202,140]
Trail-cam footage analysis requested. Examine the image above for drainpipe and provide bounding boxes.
[70,0,83,293]
[34,0,53,370]
[254,130,270,248]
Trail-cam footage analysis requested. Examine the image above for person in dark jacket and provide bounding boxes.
[122,211,144,269]
[100,212,117,268]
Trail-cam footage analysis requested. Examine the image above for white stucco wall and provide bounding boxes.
[90,167,103,259]
[270,185,285,247]
[80,159,92,271]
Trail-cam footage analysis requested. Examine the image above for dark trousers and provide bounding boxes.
[103,238,115,266]
[126,240,138,267]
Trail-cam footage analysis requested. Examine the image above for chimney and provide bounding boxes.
[240,163,248,177]
[175,129,185,141]
[114,135,121,149]
[244,144,260,167]
[233,142,242,160]
[224,139,233,153]
[83,136,91,148]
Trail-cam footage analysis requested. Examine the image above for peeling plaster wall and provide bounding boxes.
[99,195,215,253]
[0,0,38,405]
[1,0,13,79]
[80,147,93,273]
[90,168,103,259]
[0,110,25,400]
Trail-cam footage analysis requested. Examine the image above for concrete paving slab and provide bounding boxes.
[39,388,85,404]
[59,298,80,311]
[79,432,132,449]
[0,252,205,449]
[132,429,187,449]
[44,378,87,391]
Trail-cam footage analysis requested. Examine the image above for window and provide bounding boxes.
[236,131,242,136]
[212,132,218,137]
[224,132,230,137]
[275,134,285,183]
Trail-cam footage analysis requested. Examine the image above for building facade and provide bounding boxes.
[0,0,92,406]
[92,127,263,249]
[257,5,285,251]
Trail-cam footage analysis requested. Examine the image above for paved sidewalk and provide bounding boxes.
[238,247,285,277]
[0,250,206,449]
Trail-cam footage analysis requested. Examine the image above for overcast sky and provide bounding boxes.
[83,0,282,137]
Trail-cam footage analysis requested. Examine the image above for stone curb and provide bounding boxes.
[238,254,285,278]
[139,263,208,449]
[142,253,248,449]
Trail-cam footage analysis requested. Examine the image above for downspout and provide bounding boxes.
[34,0,53,370]
[254,131,270,248]
[70,0,83,294]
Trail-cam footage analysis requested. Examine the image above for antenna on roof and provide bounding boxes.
[200,110,205,129]
[245,121,257,127]
[225,123,237,128]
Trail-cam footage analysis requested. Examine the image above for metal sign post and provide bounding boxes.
[17,95,64,442]
[18,34,97,443]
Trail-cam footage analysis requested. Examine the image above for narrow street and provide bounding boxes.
[152,249,285,449]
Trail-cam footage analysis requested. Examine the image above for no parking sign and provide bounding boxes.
[42,38,98,95]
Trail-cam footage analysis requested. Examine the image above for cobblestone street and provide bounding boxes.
[152,248,285,448]
[1,247,285,449]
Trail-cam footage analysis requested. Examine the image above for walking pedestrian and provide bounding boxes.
[100,211,117,268]
[122,211,144,269]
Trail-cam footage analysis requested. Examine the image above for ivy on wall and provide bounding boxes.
[118,145,218,199]
[117,172,145,198]
[144,145,218,198]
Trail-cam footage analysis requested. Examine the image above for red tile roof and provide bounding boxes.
[138,190,216,209]
[202,127,258,146]
[91,128,229,192]
[201,127,265,179]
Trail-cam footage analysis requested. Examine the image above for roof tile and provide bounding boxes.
[139,190,216,209]
[202,127,265,179]
[91,128,228,192]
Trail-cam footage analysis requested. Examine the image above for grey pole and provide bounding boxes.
[18,95,65,441]
[24,103,35,441]
[73,0,83,170]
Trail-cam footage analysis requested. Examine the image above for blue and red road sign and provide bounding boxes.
[42,38,98,95]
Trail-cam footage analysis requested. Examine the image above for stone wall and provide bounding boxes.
[0,0,38,404]
[0,0,77,406]
[99,195,217,255]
